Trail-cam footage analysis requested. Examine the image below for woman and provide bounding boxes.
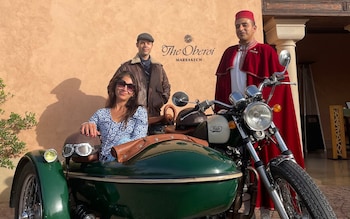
[80,71,148,162]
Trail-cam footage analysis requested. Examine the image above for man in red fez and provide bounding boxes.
[214,10,305,211]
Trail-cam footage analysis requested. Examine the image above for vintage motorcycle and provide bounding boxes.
[9,50,335,219]
[149,50,336,218]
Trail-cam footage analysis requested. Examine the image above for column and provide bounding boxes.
[264,18,309,154]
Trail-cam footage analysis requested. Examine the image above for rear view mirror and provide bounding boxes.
[172,91,189,107]
[278,50,291,67]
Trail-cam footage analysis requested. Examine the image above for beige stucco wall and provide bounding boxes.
[0,0,262,202]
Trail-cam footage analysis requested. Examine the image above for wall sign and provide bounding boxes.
[161,35,215,62]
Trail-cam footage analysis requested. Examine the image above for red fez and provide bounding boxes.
[235,10,255,22]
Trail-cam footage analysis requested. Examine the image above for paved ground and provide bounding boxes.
[269,183,350,219]
[317,184,350,219]
[1,183,349,218]
[1,202,14,219]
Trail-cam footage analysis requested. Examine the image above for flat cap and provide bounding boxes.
[137,33,154,42]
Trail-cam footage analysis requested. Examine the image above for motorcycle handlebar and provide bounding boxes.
[258,71,297,92]
[179,100,232,121]
[182,76,293,116]
[196,100,233,112]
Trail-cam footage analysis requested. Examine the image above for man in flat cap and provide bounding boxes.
[214,10,304,213]
[108,32,171,121]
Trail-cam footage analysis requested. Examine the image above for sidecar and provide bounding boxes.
[9,133,242,219]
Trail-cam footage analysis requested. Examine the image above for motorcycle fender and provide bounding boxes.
[10,150,70,219]
[207,115,230,143]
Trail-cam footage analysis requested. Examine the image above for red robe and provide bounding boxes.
[215,43,304,209]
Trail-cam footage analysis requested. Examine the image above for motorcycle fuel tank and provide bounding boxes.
[207,115,231,144]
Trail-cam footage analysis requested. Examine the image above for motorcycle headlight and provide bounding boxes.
[62,142,94,157]
[243,102,272,131]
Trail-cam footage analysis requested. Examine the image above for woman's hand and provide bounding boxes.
[80,122,100,137]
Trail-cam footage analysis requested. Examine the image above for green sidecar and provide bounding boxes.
[9,133,242,219]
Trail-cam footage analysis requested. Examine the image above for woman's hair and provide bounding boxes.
[106,71,140,124]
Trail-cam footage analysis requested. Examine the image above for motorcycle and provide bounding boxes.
[9,50,336,219]
[155,50,336,218]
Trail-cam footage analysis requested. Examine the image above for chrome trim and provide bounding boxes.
[268,154,296,168]
[245,85,262,98]
[229,91,245,107]
[64,171,242,184]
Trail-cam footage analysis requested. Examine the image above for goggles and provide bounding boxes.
[116,80,135,93]
[62,142,95,157]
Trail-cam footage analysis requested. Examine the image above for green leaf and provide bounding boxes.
[0,78,37,169]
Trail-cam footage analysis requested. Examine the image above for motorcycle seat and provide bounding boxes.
[164,125,195,135]
[148,114,173,125]
[148,104,176,125]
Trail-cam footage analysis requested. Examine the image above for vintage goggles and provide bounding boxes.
[62,142,95,157]
[116,80,135,93]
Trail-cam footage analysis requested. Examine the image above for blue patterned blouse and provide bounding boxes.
[88,106,148,162]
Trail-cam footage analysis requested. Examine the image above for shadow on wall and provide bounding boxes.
[35,78,106,151]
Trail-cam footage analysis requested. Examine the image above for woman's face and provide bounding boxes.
[115,75,135,101]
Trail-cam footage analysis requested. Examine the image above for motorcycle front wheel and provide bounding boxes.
[14,162,43,219]
[270,160,336,218]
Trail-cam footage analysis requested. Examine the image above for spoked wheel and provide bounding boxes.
[275,177,311,218]
[15,162,43,219]
[270,160,336,218]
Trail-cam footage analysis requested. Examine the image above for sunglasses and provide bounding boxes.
[116,80,136,93]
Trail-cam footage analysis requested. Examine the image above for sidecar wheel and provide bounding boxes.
[270,160,336,218]
[14,162,43,219]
